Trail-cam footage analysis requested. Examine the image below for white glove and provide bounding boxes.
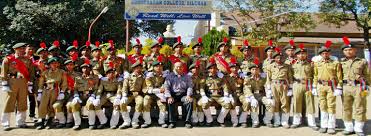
[229,94,235,104]
[93,99,100,106]
[250,97,258,108]
[155,93,167,102]
[266,89,273,99]
[266,98,275,106]
[312,87,318,96]
[201,95,209,104]
[334,88,342,96]
[120,96,128,104]
[1,86,11,92]
[287,89,293,96]
[113,96,121,106]
[88,96,95,103]
[37,93,42,101]
[28,82,33,93]
[57,93,65,100]
[222,96,231,103]
[72,96,82,104]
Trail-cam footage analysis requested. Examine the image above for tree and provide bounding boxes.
[319,0,370,57]
[218,0,316,46]
[202,28,229,56]
[0,0,173,51]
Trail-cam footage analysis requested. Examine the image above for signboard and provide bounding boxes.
[125,0,213,20]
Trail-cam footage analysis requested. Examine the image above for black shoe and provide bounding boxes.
[97,124,106,129]
[65,123,73,128]
[205,122,213,127]
[56,123,65,128]
[3,125,11,131]
[17,124,28,128]
[240,123,247,128]
[36,119,45,130]
[343,131,355,135]
[185,123,192,128]
[160,124,168,128]
[141,123,150,128]
[219,123,225,128]
[252,124,259,128]
[72,125,80,130]
[168,123,175,129]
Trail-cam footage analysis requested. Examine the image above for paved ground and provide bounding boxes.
[0,92,370,136]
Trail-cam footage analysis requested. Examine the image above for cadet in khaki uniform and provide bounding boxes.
[340,37,370,136]
[188,62,206,126]
[199,61,232,127]
[127,39,144,72]
[91,42,104,78]
[103,40,128,76]
[290,45,318,130]
[266,48,293,128]
[283,39,296,65]
[1,43,35,130]
[93,62,123,129]
[63,60,82,130]
[312,41,343,134]
[262,40,275,74]
[240,59,274,128]
[119,60,146,129]
[36,57,67,129]
[168,36,191,73]
[190,38,208,78]
[143,37,168,72]
[212,38,237,74]
[239,39,255,76]
[69,59,99,129]
[143,59,169,128]
[226,61,244,127]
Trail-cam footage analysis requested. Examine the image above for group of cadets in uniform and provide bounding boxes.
[0,36,370,136]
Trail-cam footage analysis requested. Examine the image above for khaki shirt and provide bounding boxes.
[1,54,35,82]
[292,60,313,81]
[243,75,267,97]
[239,56,255,74]
[190,73,206,96]
[96,77,122,97]
[38,69,67,92]
[313,59,342,87]
[91,58,104,77]
[227,73,244,97]
[266,62,293,85]
[103,55,128,75]
[202,74,228,97]
[340,57,370,85]
[145,71,166,94]
[74,74,99,95]
[262,58,274,73]
[120,73,146,96]
[190,54,208,77]
[143,53,168,72]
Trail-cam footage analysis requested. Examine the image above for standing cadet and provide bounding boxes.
[188,61,206,126]
[266,48,293,129]
[63,59,81,130]
[312,41,342,134]
[168,36,191,74]
[143,37,167,72]
[1,43,35,131]
[79,41,92,60]
[284,39,297,65]
[103,40,127,77]
[69,59,99,129]
[164,61,194,128]
[240,58,273,128]
[119,60,146,129]
[239,39,255,76]
[91,41,104,78]
[340,37,370,136]
[189,37,208,77]
[143,57,169,128]
[66,40,81,71]
[212,37,237,74]
[291,44,318,130]
[48,40,66,65]
[127,39,144,72]
[199,59,232,127]
[262,40,275,74]
[227,59,244,127]
[94,61,122,129]
[36,57,67,129]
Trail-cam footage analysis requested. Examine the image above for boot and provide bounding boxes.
[354,121,365,136]
[36,118,46,130]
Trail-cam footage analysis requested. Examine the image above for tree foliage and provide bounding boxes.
[201,28,229,56]
[218,0,316,45]
[0,0,174,53]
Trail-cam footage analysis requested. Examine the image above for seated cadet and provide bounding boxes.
[63,60,82,130]
[93,61,123,129]
[189,61,206,127]
[119,60,146,129]
[68,59,99,129]
[199,60,233,127]
[226,60,244,127]
[36,57,67,129]
[143,58,169,128]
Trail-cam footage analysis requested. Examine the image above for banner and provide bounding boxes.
[125,0,213,20]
